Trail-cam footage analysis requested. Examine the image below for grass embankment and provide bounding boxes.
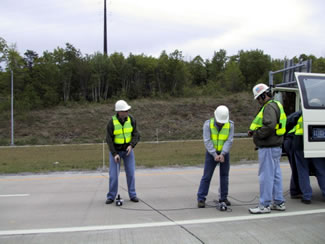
[0,93,263,173]
[0,139,258,174]
[0,93,258,145]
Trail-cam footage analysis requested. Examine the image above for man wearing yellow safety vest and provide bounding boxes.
[197,105,234,208]
[105,100,140,204]
[248,84,287,214]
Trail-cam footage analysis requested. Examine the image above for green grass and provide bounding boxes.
[0,139,259,174]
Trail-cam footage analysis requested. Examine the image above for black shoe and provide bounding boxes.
[130,197,139,202]
[301,199,311,204]
[105,198,114,204]
[219,199,231,206]
[197,200,205,208]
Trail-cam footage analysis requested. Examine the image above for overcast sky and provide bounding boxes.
[1,0,325,60]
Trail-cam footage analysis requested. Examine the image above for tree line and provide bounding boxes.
[1,36,325,111]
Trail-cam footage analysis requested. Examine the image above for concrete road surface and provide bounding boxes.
[0,162,325,243]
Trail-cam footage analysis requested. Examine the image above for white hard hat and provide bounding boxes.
[115,100,131,112]
[214,105,229,124]
[252,83,269,100]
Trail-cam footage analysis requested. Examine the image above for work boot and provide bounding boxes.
[301,199,311,204]
[197,200,205,208]
[105,198,114,204]
[219,199,231,206]
[130,197,139,202]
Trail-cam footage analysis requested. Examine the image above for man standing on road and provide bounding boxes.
[197,105,234,208]
[105,100,140,204]
[248,84,287,214]
[284,111,302,199]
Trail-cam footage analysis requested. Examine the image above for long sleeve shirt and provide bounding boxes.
[252,102,283,148]
[106,114,140,156]
[203,119,234,158]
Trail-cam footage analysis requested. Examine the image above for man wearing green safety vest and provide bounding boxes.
[105,100,140,204]
[248,83,287,214]
[197,105,234,208]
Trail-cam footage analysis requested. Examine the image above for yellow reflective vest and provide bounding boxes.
[210,119,230,152]
[249,100,287,136]
[112,115,133,144]
[295,116,303,135]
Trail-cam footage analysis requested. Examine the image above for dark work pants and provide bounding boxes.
[283,135,302,196]
[295,150,325,200]
[197,151,230,201]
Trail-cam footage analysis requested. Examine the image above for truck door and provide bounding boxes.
[295,72,325,158]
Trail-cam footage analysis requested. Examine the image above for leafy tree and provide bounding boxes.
[0,37,9,70]
[223,61,245,92]
[156,51,170,95]
[167,50,188,96]
[238,49,271,88]
[89,52,109,101]
[206,49,227,81]
[53,43,82,102]
[313,57,325,73]
[188,55,207,86]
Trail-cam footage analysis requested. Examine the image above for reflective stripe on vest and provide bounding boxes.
[112,115,133,144]
[249,100,287,136]
[210,119,230,152]
[295,116,303,135]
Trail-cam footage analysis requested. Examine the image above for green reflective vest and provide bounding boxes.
[112,115,133,144]
[295,116,303,135]
[249,100,287,136]
[210,119,230,152]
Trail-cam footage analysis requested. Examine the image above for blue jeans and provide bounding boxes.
[258,147,284,207]
[107,151,137,200]
[197,151,230,201]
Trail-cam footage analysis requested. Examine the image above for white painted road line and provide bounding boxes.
[1,209,324,236]
[0,194,30,197]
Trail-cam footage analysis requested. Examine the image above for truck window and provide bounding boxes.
[299,77,325,109]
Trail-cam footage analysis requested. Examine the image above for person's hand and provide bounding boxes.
[248,130,254,137]
[114,154,120,163]
[215,155,221,162]
[219,154,225,163]
[214,155,219,162]
[126,145,133,156]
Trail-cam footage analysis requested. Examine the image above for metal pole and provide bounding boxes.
[103,140,105,169]
[11,70,14,146]
[269,71,273,87]
[104,0,108,55]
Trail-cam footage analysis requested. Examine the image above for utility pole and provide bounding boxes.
[104,0,108,55]
[10,70,14,146]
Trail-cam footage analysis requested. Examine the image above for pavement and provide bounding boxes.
[0,162,325,244]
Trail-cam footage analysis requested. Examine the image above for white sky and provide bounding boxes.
[1,0,325,60]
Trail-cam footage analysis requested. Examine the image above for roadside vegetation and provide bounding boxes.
[0,139,259,174]
[0,36,318,173]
